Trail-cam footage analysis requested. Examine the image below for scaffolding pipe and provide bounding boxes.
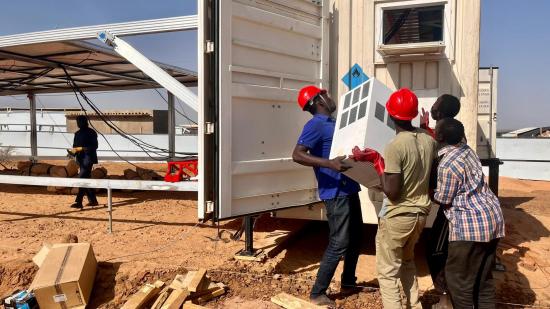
[168,92,176,159]
[28,93,37,161]
[107,187,113,233]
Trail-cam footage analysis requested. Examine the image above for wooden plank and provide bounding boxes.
[121,280,165,309]
[151,287,172,309]
[161,288,190,309]
[187,281,223,300]
[182,303,207,309]
[188,269,207,293]
[270,292,326,309]
[171,271,212,289]
[195,287,225,303]
[169,273,192,290]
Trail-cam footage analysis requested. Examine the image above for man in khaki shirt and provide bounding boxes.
[360,88,436,309]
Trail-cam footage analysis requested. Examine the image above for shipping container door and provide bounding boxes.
[199,0,329,220]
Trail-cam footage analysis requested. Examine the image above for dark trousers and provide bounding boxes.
[445,238,499,309]
[426,206,449,292]
[75,163,97,204]
[310,193,363,297]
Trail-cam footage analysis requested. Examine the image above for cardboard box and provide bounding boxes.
[29,243,97,309]
[342,158,381,188]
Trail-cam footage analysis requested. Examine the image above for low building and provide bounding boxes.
[501,127,550,138]
[65,110,170,134]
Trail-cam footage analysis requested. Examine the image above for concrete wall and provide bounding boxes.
[329,0,481,148]
[0,110,67,132]
[66,116,154,134]
[0,132,197,160]
[497,138,550,181]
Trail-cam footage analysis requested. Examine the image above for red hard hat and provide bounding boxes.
[297,85,326,111]
[386,88,419,120]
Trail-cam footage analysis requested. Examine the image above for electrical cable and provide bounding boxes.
[69,81,193,159]
[62,66,197,161]
[64,73,140,168]
[153,88,197,125]
[0,67,54,91]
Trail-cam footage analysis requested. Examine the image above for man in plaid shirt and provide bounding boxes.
[434,118,505,308]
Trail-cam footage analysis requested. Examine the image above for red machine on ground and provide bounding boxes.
[164,159,198,182]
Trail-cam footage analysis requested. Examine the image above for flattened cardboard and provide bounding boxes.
[342,158,381,188]
[30,243,97,309]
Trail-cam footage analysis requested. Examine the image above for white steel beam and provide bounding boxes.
[0,175,198,191]
[0,16,198,48]
[98,31,198,112]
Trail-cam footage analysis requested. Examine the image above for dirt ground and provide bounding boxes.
[0,167,549,308]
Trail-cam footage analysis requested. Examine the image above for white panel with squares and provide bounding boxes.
[330,78,396,159]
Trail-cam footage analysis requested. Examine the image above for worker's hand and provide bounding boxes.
[67,147,84,156]
[420,108,430,129]
[419,108,436,138]
[327,155,351,172]
[350,146,385,176]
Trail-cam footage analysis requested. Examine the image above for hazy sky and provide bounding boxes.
[0,0,547,130]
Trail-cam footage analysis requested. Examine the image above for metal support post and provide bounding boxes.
[244,215,254,255]
[488,159,502,197]
[167,91,176,160]
[235,215,262,259]
[107,187,113,233]
[28,93,37,161]
[481,158,503,197]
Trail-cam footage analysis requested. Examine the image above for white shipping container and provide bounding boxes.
[199,0,484,225]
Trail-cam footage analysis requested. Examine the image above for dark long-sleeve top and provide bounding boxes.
[73,127,98,165]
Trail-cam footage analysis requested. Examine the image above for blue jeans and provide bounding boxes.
[75,162,97,204]
[310,192,363,297]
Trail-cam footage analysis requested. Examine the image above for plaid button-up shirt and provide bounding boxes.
[434,144,505,242]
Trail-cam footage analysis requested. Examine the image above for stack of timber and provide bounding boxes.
[123,167,163,181]
[121,269,226,309]
[16,160,110,194]
[17,160,79,178]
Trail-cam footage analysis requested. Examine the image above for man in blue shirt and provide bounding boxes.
[292,85,363,307]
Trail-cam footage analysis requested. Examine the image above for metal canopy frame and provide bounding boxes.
[0,15,197,48]
[0,40,197,96]
[0,16,200,232]
[0,16,198,162]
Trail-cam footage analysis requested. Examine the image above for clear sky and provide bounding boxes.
[0,0,547,130]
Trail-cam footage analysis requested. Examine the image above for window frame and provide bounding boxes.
[374,0,455,62]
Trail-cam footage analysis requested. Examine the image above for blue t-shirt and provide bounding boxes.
[297,114,360,200]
